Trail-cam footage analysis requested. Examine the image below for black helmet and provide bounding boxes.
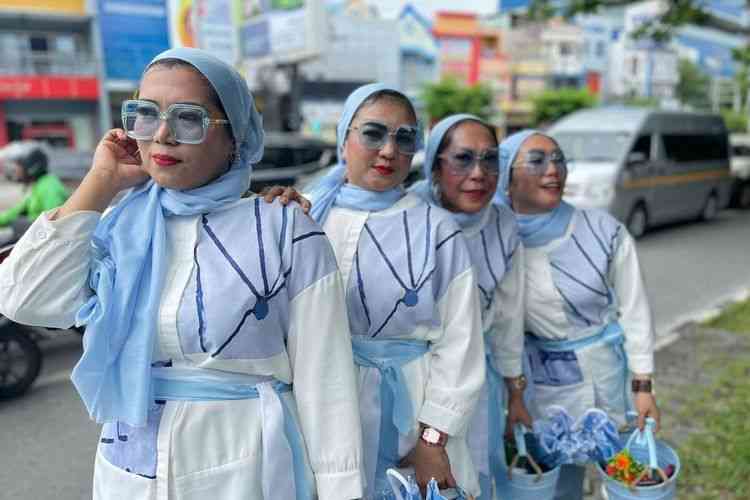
[2,143,48,181]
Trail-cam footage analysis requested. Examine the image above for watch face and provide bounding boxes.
[422,428,440,443]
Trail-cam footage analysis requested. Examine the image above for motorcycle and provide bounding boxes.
[0,244,42,399]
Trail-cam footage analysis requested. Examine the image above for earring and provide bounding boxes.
[431,181,442,203]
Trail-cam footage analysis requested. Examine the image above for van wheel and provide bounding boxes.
[701,193,719,221]
[626,204,648,239]
[738,182,750,209]
[0,326,42,400]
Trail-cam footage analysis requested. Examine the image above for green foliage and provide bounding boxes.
[420,78,494,123]
[676,59,711,110]
[721,110,749,133]
[707,297,750,333]
[530,87,597,126]
[732,44,750,113]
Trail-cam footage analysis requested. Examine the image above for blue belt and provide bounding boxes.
[152,369,310,500]
[528,321,625,352]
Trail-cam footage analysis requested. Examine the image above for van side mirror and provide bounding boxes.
[626,151,647,166]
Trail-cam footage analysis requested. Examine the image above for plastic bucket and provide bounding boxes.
[598,419,680,500]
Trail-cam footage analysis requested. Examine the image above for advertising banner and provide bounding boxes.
[0,0,85,15]
[0,75,98,100]
[98,0,170,81]
[234,0,324,65]
[168,0,236,64]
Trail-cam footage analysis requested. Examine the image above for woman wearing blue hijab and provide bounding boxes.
[410,114,530,500]
[0,48,363,500]
[303,84,485,498]
[496,130,660,499]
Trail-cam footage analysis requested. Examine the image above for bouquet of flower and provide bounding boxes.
[604,449,646,487]
[604,449,678,488]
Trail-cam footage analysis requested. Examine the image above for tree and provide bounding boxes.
[420,78,494,124]
[732,44,750,112]
[675,59,711,110]
[531,87,597,126]
[721,109,748,133]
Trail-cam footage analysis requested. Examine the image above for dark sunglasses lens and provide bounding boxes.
[395,128,417,153]
[359,123,388,148]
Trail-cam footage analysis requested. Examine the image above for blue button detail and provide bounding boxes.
[403,290,419,307]
[254,300,269,320]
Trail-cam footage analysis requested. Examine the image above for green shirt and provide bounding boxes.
[0,174,70,227]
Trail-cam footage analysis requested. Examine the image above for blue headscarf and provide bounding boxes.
[71,47,264,427]
[307,83,421,224]
[494,129,573,248]
[410,113,493,229]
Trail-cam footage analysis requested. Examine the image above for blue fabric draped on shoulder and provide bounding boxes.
[493,129,574,248]
[71,47,264,427]
[410,113,489,229]
[307,83,421,224]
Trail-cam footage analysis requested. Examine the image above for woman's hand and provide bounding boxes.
[505,392,533,432]
[634,392,660,432]
[412,440,456,495]
[91,129,148,193]
[56,130,148,218]
[260,185,311,214]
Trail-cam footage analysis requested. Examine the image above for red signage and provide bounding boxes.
[0,76,99,100]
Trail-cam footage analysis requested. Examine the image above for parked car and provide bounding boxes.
[250,132,336,192]
[549,107,733,238]
[729,133,750,209]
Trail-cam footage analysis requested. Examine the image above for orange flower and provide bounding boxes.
[615,454,631,470]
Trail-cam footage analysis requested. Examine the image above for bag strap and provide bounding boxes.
[508,424,544,481]
[624,418,668,482]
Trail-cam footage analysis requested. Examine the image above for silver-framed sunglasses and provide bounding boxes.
[513,148,568,176]
[438,148,500,177]
[348,121,419,155]
[121,99,230,145]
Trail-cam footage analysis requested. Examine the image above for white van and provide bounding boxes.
[548,107,732,237]
[729,133,750,208]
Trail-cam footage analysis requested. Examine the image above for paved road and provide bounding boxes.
[1,209,749,499]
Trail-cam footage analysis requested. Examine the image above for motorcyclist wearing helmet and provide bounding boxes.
[0,143,69,245]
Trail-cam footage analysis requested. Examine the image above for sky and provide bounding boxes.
[368,0,499,19]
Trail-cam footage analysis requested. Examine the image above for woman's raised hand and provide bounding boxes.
[91,129,149,192]
[260,185,312,214]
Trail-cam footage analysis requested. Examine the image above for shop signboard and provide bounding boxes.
[0,75,99,100]
[98,0,170,82]
[168,0,236,64]
[234,0,325,65]
[0,0,85,15]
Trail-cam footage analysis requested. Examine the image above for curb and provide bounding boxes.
[654,286,750,352]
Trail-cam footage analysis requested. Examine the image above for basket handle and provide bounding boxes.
[624,417,668,482]
[508,424,543,482]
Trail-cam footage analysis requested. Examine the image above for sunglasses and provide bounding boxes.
[121,99,229,145]
[513,148,568,176]
[438,148,499,177]
[348,121,419,155]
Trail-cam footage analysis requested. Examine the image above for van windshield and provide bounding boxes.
[552,132,632,163]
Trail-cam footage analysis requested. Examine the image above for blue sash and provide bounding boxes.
[351,337,429,497]
[152,369,311,500]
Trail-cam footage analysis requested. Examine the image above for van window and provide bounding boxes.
[630,135,651,158]
[553,131,632,163]
[662,134,728,162]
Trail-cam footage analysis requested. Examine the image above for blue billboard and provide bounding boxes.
[98,0,170,81]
